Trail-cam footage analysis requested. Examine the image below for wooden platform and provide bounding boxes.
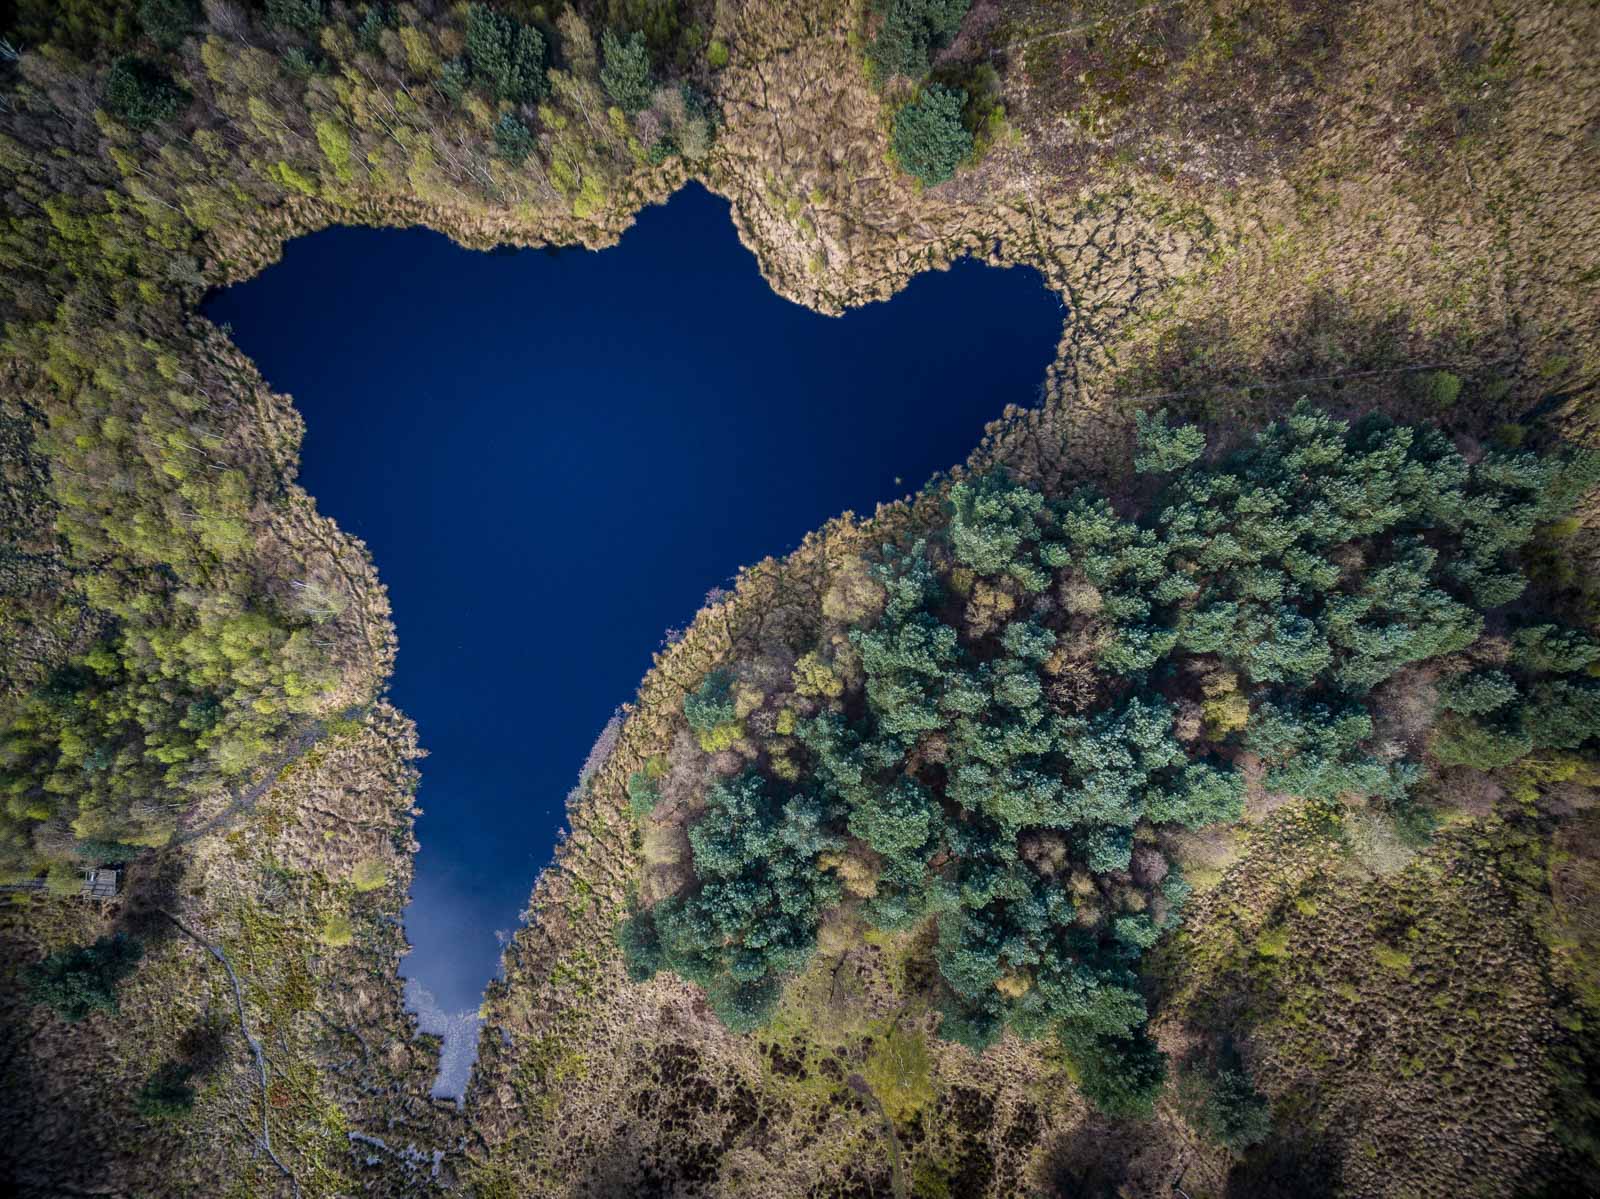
[0,865,123,899]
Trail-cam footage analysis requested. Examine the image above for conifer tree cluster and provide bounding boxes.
[623,402,1600,1111]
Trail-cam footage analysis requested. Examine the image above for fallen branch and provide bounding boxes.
[161,911,302,1199]
[846,1073,907,1199]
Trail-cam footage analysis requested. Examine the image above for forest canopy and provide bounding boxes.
[622,402,1600,1109]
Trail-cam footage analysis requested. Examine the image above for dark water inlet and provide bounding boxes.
[204,182,1063,1094]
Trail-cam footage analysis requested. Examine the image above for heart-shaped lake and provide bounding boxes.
[204,181,1063,1093]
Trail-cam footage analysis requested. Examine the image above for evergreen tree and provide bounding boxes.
[493,113,535,164]
[265,0,323,35]
[1179,1044,1272,1150]
[891,85,972,185]
[1062,1025,1167,1118]
[103,57,188,130]
[137,0,197,49]
[600,29,653,112]
[868,0,972,79]
[466,4,547,103]
[1135,409,1207,473]
[25,934,144,1022]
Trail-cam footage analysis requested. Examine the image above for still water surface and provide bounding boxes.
[205,182,1062,1093]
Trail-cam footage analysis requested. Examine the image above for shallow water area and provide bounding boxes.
[204,182,1063,1095]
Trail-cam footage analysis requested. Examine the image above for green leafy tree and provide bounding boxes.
[600,28,653,112]
[1430,712,1533,769]
[891,85,972,186]
[1525,680,1600,750]
[25,934,144,1022]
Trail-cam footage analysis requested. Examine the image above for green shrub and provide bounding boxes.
[862,1023,936,1121]
[616,909,664,982]
[319,912,353,947]
[1423,370,1463,409]
[627,770,661,822]
[1372,943,1413,974]
[70,839,141,862]
[891,85,972,185]
[437,59,469,102]
[350,858,387,892]
[25,934,144,1022]
[356,3,389,51]
[706,974,781,1032]
[282,47,321,77]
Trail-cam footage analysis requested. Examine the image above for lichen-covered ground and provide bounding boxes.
[3,0,1599,1195]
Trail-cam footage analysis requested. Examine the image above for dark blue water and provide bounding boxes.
[205,182,1060,1079]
